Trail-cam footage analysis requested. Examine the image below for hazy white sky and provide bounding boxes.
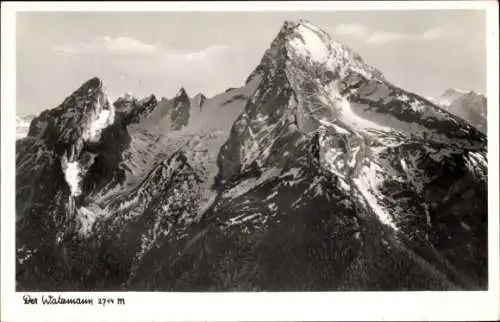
[17,10,486,116]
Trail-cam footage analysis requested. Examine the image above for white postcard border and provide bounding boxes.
[1,2,499,321]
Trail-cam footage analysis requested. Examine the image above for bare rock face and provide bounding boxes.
[170,87,191,130]
[17,77,133,290]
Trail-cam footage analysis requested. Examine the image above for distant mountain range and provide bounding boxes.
[16,20,487,291]
[428,88,487,133]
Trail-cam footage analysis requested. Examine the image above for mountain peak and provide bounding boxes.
[17,18,489,293]
[278,19,314,33]
[140,93,157,103]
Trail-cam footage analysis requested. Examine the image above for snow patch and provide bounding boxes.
[289,24,330,64]
[400,158,408,172]
[227,212,262,226]
[88,110,111,141]
[195,190,217,222]
[268,203,278,212]
[318,118,350,135]
[16,116,31,139]
[84,94,115,143]
[461,221,471,231]
[354,163,398,230]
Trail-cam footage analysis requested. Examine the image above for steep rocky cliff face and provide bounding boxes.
[16,20,488,292]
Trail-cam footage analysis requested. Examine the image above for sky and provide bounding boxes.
[16,10,486,116]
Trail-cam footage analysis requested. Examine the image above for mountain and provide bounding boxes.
[16,20,487,292]
[16,115,35,140]
[434,88,470,106]
[432,89,487,133]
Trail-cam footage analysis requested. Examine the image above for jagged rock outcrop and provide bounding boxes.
[151,20,487,291]
[113,93,158,126]
[139,87,192,131]
[16,77,132,290]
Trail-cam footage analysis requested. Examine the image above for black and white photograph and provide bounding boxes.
[1,1,499,321]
